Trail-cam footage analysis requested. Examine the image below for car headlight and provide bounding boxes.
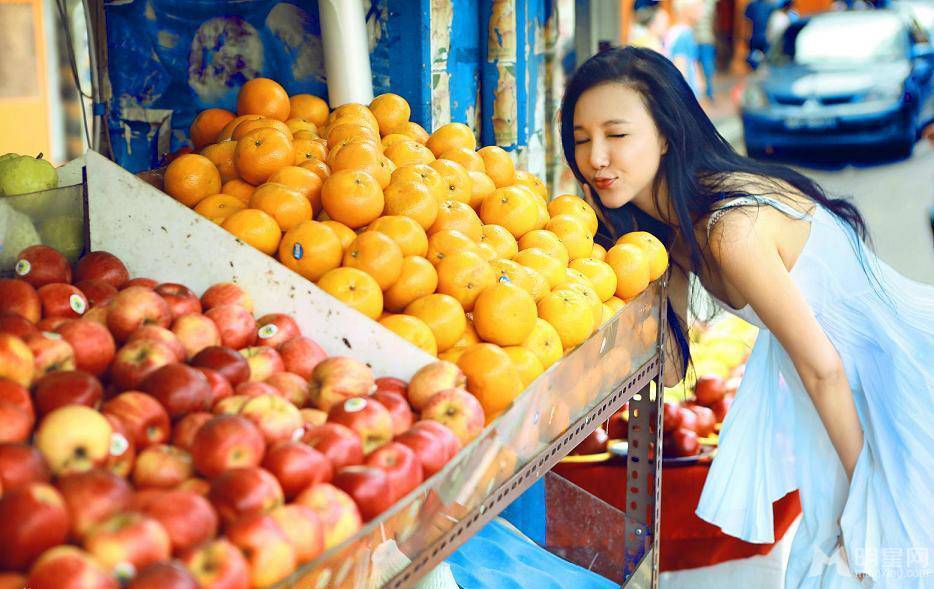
[865,84,904,102]
[742,84,768,109]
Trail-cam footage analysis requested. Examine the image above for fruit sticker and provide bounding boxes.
[14,259,30,276]
[69,294,87,315]
[343,397,367,413]
[110,432,130,457]
[258,324,279,340]
[292,242,304,260]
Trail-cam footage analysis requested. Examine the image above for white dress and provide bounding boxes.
[695,196,934,588]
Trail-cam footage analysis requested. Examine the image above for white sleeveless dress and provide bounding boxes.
[694,196,934,588]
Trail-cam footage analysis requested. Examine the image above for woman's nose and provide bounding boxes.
[589,137,609,170]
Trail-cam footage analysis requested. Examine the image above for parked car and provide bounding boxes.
[741,9,934,159]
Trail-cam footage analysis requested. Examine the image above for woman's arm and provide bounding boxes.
[663,263,690,387]
[709,211,864,479]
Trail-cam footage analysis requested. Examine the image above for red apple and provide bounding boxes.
[678,406,698,433]
[175,477,210,497]
[264,371,310,406]
[75,279,117,308]
[102,392,171,448]
[328,397,393,455]
[710,393,734,423]
[262,440,333,499]
[126,324,186,362]
[668,427,700,458]
[83,305,109,325]
[301,422,364,470]
[254,313,300,348]
[0,333,35,387]
[332,466,393,522]
[35,405,112,475]
[686,403,716,437]
[181,538,250,589]
[26,545,119,589]
[293,483,362,550]
[171,313,220,359]
[197,367,234,407]
[109,339,176,391]
[308,356,375,412]
[191,346,251,386]
[36,284,88,319]
[33,369,103,417]
[662,401,682,433]
[420,388,485,445]
[234,381,279,398]
[155,283,202,320]
[191,415,266,478]
[607,403,629,439]
[200,282,253,313]
[128,560,199,589]
[571,427,608,455]
[24,331,76,377]
[205,305,256,350]
[239,346,283,381]
[395,425,453,478]
[136,490,218,556]
[299,408,327,429]
[225,513,296,588]
[124,277,158,289]
[268,504,324,564]
[36,316,68,331]
[132,444,193,489]
[238,393,303,444]
[372,389,414,436]
[57,468,133,539]
[0,377,32,418]
[140,363,212,418]
[375,376,408,396]
[0,443,50,490]
[208,466,284,525]
[410,419,461,460]
[0,278,41,323]
[74,251,129,289]
[0,573,25,589]
[172,411,213,452]
[14,245,71,288]
[102,413,136,478]
[212,394,252,415]
[277,336,327,380]
[694,375,727,406]
[83,512,171,579]
[0,311,38,337]
[107,286,172,343]
[55,319,116,376]
[366,441,423,503]
[0,482,70,570]
[0,399,33,442]
[406,361,466,410]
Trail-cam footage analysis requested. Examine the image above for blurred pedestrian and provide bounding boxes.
[665,0,706,98]
[694,0,718,102]
[744,0,774,69]
[630,3,670,53]
[767,0,799,46]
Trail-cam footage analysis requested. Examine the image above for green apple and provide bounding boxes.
[38,215,85,262]
[0,154,59,217]
[0,201,41,269]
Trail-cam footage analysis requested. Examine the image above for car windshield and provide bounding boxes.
[769,13,908,66]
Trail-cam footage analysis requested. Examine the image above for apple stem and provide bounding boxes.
[36,152,44,159]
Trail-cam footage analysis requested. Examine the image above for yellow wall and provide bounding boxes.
[0,0,51,158]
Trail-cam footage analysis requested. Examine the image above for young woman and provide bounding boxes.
[561,46,932,587]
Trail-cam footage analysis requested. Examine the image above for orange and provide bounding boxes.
[477,146,516,188]
[564,267,594,289]
[454,320,481,348]
[237,78,291,121]
[479,186,538,238]
[329,103,379,131]
[292,138,328,166]
[382,181,439,230]
[222,208,282,255]
[384,140,435,167]
[456,343,524,417]
[216,114,263,142]
[604,296,625,316]
[382,134,414,150]
[480,224,518,260]
[522,266,550,302]
[368,215,428,257]
[221,179,257,204]
[503,346,544,387]
[249,182,312,231]
[438,146,484,173]
[369,93,411,137]
[533,195,550,230]
[232,117,292,141]
[299,158,331,181]
[438,347,467,363]
[190,108,235,150]
[390,121,430,144]
[569,258,617,302]
[292,129,318,141]
[316,267,383,320]
[489,259,532,293]
[537,289,596,349]
[384,255,438,312]
[200,141,238,184]
[404,293,467,352]
[604,243,651,299]
[193,193,246,224]
[515,247,566,289]
[436,251,495,312]
[517,230,570,268]
[559,282,603,327]
[473,282,537,346]
[326,123,381,150]
[379,314,437,356]
[342,231,404,291]
[426,122,477,157]
[429,200,483,241]
[278,220,343,281]
[285,118,318,136]
[521,318,563,369]
[321,220,357,252]
[391,164,446,202]
[545,214,593,260]
[327,140,388,182]
[616,231,669,281]
[234,128,294,185]
[268,166,323,214]
[513,170,548,200]
[164,153,222,207]
[476,242,498,262]
[548,194,599,235]
[320,170,384,229]
[591,242,607,261]
[467,171,496,210]
[426,229,480,266]
[289,94,330,127]
[429,159,472,204]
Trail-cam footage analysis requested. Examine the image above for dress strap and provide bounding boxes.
[706,195,812,238]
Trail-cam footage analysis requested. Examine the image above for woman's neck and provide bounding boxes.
[633,176,679,227]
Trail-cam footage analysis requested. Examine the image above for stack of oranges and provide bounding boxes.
[163,78,669,419]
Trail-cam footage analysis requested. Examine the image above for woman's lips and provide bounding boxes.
[593,177,616,190]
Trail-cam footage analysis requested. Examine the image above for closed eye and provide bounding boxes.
[574,138,590,145]
[608,134,627,138]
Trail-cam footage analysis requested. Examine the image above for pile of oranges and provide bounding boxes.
[163,78,669,418]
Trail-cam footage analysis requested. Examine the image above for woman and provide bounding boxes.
[561,46,932,587]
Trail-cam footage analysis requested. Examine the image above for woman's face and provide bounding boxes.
[573,83,667,211]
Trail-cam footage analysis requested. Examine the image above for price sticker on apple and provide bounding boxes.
[344,397,367,413]
[258,324,279,340]
[14,259,30,276]
[70,294,87,315]
[110,432,130,457]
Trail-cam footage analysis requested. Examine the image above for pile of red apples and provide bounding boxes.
[661,375,736,458]
[0,245,486,589]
